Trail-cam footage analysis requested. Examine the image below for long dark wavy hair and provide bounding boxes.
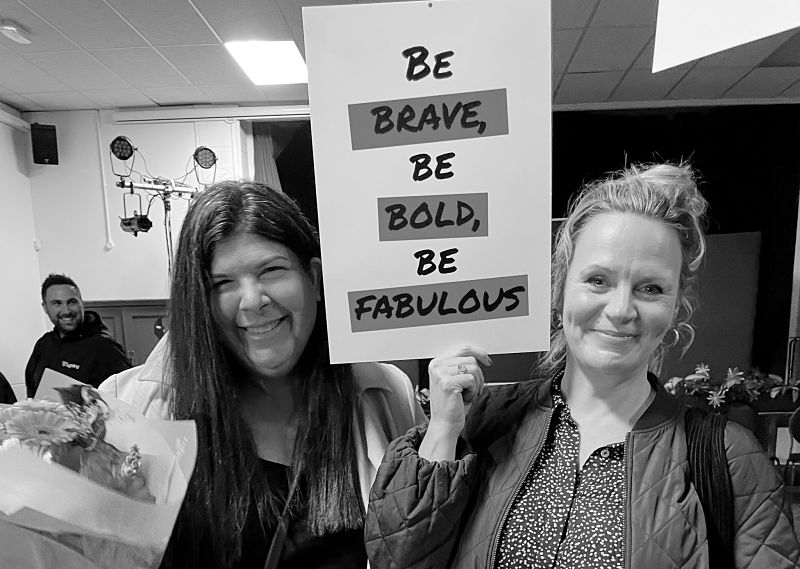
[163,181,362,568]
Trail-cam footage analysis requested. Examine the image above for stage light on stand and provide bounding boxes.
[110,135,136,178]
[119,190,151,237]
[192,146,217,187]
[193,146,216,169]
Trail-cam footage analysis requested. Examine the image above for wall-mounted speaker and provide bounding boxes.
[31,123,58,165]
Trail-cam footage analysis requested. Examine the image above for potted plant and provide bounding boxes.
[665,364,799,430]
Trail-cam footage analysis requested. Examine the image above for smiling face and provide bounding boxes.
[210,231,321,382]
[562,213,682,381]
[43,284,84,336]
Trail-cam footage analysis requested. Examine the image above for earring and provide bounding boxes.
[664,327,680,348]
[552,311,563,330]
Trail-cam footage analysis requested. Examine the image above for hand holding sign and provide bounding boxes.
[419,345,491,462]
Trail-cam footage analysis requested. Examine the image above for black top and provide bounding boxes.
[0,372,16,404]
[24,310,131,397]
[496,378,626,569]
[238,460,367,569]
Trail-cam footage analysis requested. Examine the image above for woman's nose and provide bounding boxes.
[239,279,271,311]
[604,287,636,322]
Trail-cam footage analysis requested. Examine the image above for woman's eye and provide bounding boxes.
[640,284,664,295]
[587,276,606,287]
[260,266,288,277]
[211,279,232,290]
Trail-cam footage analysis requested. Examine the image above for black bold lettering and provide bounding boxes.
[402,46,431,81]
[417,292,438,316]
[437,291,457,315]
[458,288,480,313]
[434,202,454,227]
[410,203,433,229]
[433,50,454,79]
[371,106,394,134]
[354,295,376,320]
[385,204,408,230]
[456,201,476,231]
[410,153,432,181]
[435,152,455,179]
[460,100,483,131]
[417,104,441,131]
[414,249,436,276]
[393,293,415,318]
[374,295,394,319]
[442,101,463,129]
[438,248,458,274]
[397,105,419,133]
[483,289,504,312]
[503,285,526,311]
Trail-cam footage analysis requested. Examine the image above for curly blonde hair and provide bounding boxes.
[539,163,708,377]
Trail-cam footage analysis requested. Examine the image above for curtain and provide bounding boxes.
[252,122,283,192]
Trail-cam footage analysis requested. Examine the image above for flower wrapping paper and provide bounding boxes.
[0,369,196,569]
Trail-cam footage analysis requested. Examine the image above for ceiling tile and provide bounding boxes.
[632,40,694,72]
[138,86,211,106]
[0,1,77,53]
[667,67,751,100]
[696,29,797,68]
[83,88,154,108]
[610,67,686,102]
[22,90,98,110]
[191,0,292,42]
[20,0,147,49]
[90,48,191,87]
[0,54,71,92]
[23,51,130,90]
[159,45,252,86]
[553,29,582,76]
[553,0,598,30]
[257,83,308,102]
[724,67,800,99]
[554,71,623,104]
[780,79,800,97]
[592,0,657,27]
[199,84,269,104]
[0,92,36,111]
[104,0,219,46]
[569,27,651,72]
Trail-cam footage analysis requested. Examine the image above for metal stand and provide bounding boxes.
[116,178,197,281]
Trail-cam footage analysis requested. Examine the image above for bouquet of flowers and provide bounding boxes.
[0,369,196,569]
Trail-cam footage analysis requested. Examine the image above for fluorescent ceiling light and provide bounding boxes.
[225,41,308,85]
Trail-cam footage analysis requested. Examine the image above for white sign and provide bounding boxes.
[303,0,551,363]
[654,0,800,72]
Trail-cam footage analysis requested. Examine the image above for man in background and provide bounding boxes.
[25,274,131,397]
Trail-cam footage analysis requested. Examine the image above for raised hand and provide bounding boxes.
[419,345,491,461]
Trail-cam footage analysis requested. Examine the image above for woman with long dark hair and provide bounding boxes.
[103,180,424,569]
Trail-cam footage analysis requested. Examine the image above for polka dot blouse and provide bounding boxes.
[496,379,626,569]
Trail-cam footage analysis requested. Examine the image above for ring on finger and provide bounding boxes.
[458,362,468,374]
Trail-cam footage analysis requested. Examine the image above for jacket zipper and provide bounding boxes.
[623,431,633,569]
[486,407,554,569]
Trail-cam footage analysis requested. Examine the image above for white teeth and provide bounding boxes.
[245,319,282,334]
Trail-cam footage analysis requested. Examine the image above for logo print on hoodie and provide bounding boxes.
[61,361,80,370]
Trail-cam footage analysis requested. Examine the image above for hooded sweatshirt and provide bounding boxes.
[25,310,132,397]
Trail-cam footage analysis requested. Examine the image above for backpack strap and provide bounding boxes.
[684,407,735,568]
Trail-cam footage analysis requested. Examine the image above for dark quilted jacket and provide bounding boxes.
[366,377,800,569]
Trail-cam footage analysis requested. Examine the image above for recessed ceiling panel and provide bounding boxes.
[0,53,71,92]
[23,90,97,110]
[0,92,36,111]
[610,67,686,102]
[570,27,651,72]
[105,0,219,46]
[257,83,308,102]
[192,0,292,41]
[199,84,269,104]
[697,29,797,68]
[552,0,598,30]
[138,85,211,106]
[592,0,657,27]
[555,71,624,104]
[724,67,800,98]
[159,45,252,86]
[83,88,154,108]
[667,66,751,100]
[553,29,582,76]
[90,47,191,87]
[24,51,129,90]
[0,1,77,53]
[21,0,147,49]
